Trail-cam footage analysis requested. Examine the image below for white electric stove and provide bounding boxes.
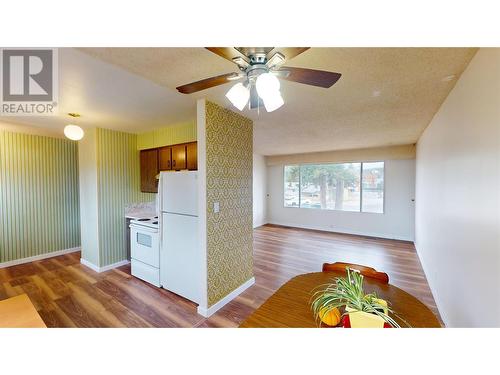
[129,216,160,287]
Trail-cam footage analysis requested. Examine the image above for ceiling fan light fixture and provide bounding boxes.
[266,52,286,69]
[256,72,280,100]
[263,91,284,113]
[225,82,250,111]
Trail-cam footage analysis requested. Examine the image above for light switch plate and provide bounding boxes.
[213,202,220,213]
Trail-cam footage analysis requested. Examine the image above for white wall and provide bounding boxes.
[78,127,100,267]
[253,154,268,228]
[415,48,500,327]
[267,159,416,241]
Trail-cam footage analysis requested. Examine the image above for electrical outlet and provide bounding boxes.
[213,202,220,213]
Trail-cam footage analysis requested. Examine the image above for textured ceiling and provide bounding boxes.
[4,48,476,155]
[79,47,477,155]
[1,48,196,138]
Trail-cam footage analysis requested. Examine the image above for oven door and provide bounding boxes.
[130,225,159,267]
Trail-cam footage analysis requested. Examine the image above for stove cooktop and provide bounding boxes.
[130,216,159,229]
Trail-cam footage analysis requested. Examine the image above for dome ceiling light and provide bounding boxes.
[64,113,84,141]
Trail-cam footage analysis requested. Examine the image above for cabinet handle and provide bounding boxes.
[173,160,176,167]
[167,160,170,169]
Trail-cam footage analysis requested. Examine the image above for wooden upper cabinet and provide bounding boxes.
[172,144,187,170]
[140,148,159,193]
[158,146,172,171]
[186,142,197,170]
[139,142,197,192]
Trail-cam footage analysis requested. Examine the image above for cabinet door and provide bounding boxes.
[158,146,172,171]
[186,142,197,170]
[140,149,159,193]
[172,144,187,170]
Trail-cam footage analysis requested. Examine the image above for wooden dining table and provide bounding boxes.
[240,271,441,328]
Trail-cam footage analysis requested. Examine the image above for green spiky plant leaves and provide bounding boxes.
[311,267,410,328]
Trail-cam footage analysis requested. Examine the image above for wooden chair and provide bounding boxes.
[322,262,389,284]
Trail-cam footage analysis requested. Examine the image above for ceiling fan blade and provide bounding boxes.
[271,69,290,78]
[278,66,342,88]
[206,47,250,65]
[267,47,310,61]
[176,72,241,94]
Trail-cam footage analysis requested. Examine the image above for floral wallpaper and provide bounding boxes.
[205,101,254,306]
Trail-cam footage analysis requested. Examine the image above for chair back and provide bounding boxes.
[322,262,389,284]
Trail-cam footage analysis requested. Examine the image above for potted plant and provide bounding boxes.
[311,267,409,328]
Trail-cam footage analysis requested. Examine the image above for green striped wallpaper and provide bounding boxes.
[0,131,80,263]
[96,128,154,266]
[137,121,196,150]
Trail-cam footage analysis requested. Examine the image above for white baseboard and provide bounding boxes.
[197,277,255,318]
[253,220,269,229]
[0,247,81,268]
[413,242,448,327]
[80,258,100,272]
[80,258,130,273]
[267,220,414,242]
[99,259,130,272]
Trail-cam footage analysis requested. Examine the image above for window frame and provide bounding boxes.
[283,161,385,214]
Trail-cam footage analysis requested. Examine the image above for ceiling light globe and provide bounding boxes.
[256,72,280,99]
[64,125,85,141]
[263,91,284,113]
[225,82,250,111]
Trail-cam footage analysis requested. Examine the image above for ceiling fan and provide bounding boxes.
[176,47,342,113]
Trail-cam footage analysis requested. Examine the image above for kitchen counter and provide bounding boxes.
[125,211,157,220]
[125,201,157,220]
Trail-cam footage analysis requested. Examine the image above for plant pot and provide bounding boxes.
[345,299,388,328]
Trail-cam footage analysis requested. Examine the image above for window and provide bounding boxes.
[361,162,384,213]
[283,161,384,213]
[284,165,300,207]
[300,163,361,211]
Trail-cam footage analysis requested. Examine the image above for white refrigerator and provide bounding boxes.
[159,171,202,304]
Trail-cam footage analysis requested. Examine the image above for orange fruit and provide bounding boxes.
[319,307,341,326]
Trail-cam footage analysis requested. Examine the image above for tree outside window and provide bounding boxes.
[283,162,384,213]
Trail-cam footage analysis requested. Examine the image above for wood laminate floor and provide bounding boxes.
[0,224,441,327]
